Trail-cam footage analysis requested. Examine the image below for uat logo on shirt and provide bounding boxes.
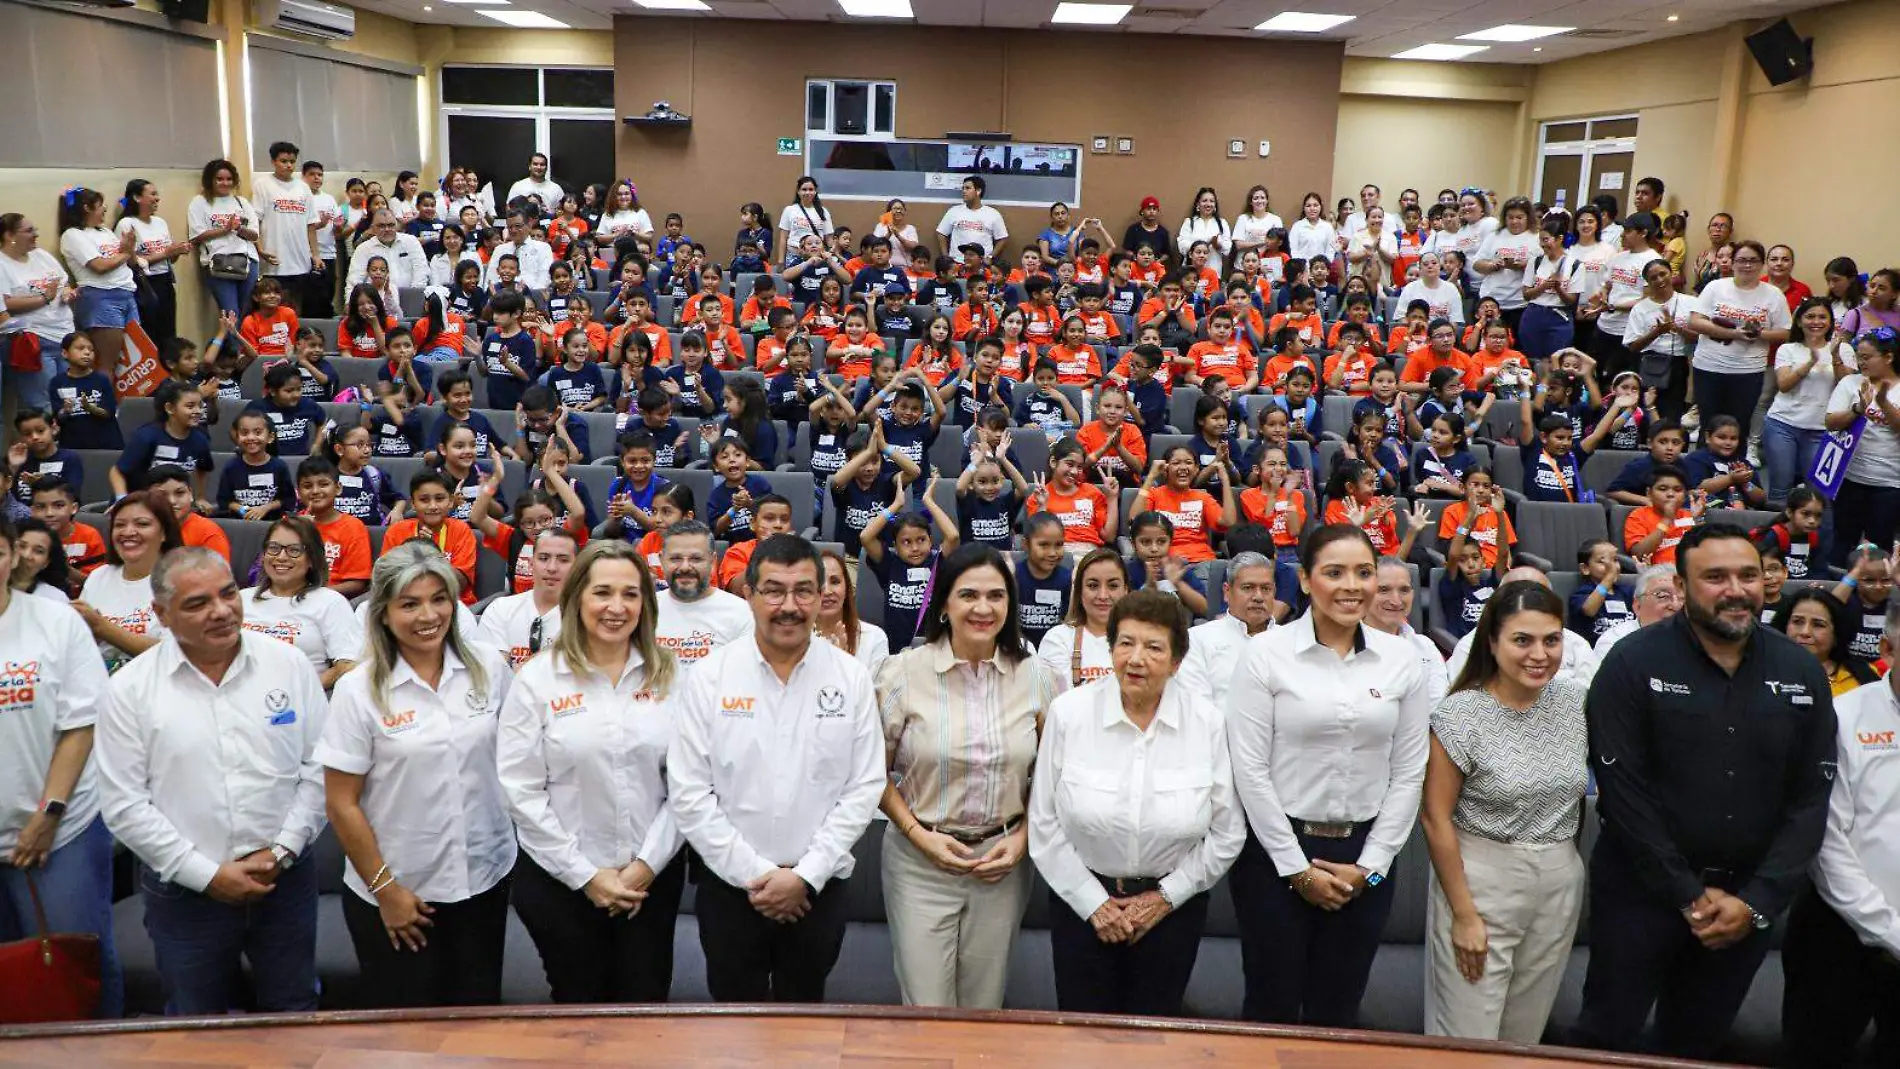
[380,708,418,734]
[549,692,588,718]
[719,694,757,716]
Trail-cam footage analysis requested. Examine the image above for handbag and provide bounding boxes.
[204,197,255,280]
[0,871,102,1023]
[7,332,43,373]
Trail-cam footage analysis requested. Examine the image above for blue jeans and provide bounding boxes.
[2,334,63,411]
[1518,304,1574,365]
[74,287,140,330]
[0,817,121,1019]
[1760,416,1824,504]
[203,259,260,319]
[418,345,462,365]
[139,854,319,1015]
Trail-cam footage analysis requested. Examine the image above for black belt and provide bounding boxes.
[917,815,1022,846]
[1091,872,1163,898]
[1290,818,1374,840]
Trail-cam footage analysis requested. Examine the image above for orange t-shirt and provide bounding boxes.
[1075,420,1147,481]
[383,517,479,604]
[611,321,673,366]
[61,522,107,576]
[1261,353,1318,394]
[1462,323,1517,352]
[1130,261,1165,288]
[1078,311,1121,344]
[1020,302,1062,347]
[240,307,299,359]
[1186,340,1256,383]
[716,538,760,593]
[1326,319,1385,352]
[414,312,469,360]
[682,292,735,326]
[1046,343,1102,385]
[1624,505,1695,565]
[1028,482,1110,546]
[1239,486,1305,547]
[1324,498,1399,556]
[338,315,400,359]
[1437,501,1518,568]
[1138,297,1197,333]
[702,325,748,370]
[1073,256,1109,284]
[313,512,372,584]
[1109,352,1174,394]
[799,302,849,341]
[831,333,885,381]
[1268,311,1325,348]
[1469,347,1528,388]
[904,344,963,387]
[1401,347,1476,390]
[635,528,665,581]
[1388,324,1432,360]
[740,294,791,326]
[1323,350,1380,395]
[180,512,230,562]
[997,339,1035,381]
[754,334,793,376]
[952,303,999,341]
[1223,304,1267,345]
[1189,267,1221,303]
[1143,484,1223,564]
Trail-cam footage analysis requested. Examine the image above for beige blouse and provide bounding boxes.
[875,639,1059,835]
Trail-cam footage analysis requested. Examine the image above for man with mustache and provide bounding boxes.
[668,534,883,1001]
[652,520,752,670]
[1576,523,1837,1060]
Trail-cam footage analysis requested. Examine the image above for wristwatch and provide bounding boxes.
[269,844,297,870]
[38,798,66,819]
[1748,905,1771,931]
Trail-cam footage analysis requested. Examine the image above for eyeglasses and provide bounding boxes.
[754,584,818,605]
[263,543,307,558]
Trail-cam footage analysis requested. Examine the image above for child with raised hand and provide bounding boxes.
[1130,444,1233,578]
[1436,533,1499,640]
[1238,445,1306,599]
[858,472,959,651]
[1324,457,1430,560]
[955,429,1028,551]
[1436,467,1516,569]
[469,460,585,594]
[216,410,293,521]
[1568,537,1636,642]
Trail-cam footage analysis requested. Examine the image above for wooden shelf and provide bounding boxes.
[623,115,692,128]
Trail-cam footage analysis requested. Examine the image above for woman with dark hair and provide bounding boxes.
[1840,267,1900,339]
[777,176,834,255]
[240,516,360,690]
[1421,580,1587,1041]
[1473,197,1537,334]
[1029,587,1242,1014]
[11,517,74,601]
[1520,216,1581,363]
[875,544,1060,1007]
[1177,187,1232,277]
[1567,205,1613,354]
[0,212,78,411]
[1286,191,1338,267]
[1227,523,1431,1027]
[1778,585,1881,697]
[389,171,421,226]
[579,182,609,233]
[186,158,261,316]
[597,180,653,250]
[115,178,191,350]
[816,547,888,678]
[1826,329,1900,561]
[74,489,182,672]
[1764,297,1853,502]
[1823,256,1864,322]
[1688,238,1793,431]
[56,186,141,377]
[1231,184,1284,259]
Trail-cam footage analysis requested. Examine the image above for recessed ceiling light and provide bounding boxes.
[1666,13,1679,21]
[1391,43,1489,60]
[1457,24,1571,42]
[633,0,710,9]
[1052,2,1131,25]
[477,8,566,25]
[837,0,912,17]
[422,4,430,9]
[1255,11,1355,33]
[1532,46,1542,52]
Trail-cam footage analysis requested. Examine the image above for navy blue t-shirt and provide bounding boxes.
[294,359,340,402]
[216,456,295,515]
[118,423,213,487]
[1408,445,1478,498]
[605,473,669,539]
[477,329,539,412]
[369,409,428,458]
[247,398,327,456]
[662,363,724,420]
[958,489,1019,551]
[432,409,504,458]
[48,371,121,450]
[1014,559,1072,648]
[1437,569,1498,639]
[377,359,435,401]
[1352,397,1405,442]
[718,417,780,470]
[831,478,887,552]
[630,417,685,468]
[1567,580,1636,642]
[1520,441,1589,503]
[880,416,937,478]
[1127,377,1167,436]
[768,370,825,426]
[542,362,609,411]
[850,265,912,303]
[10,448,84,512]
[708,473,774,543]
[333,464,405,524]
[873,546,939,652]
[953,377,1014,428]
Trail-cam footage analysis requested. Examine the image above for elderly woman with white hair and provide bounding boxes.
[317,540,516,1008]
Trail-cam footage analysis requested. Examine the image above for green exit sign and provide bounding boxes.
[776,137,801,156]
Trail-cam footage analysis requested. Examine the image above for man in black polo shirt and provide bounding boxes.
[1577,522,1837,1061]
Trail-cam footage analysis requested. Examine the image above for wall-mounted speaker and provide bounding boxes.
[833,83,869,135]
[160,0,212,21]
[1745,18,1812,87]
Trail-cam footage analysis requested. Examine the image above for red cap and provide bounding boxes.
[1140,196,1161,211]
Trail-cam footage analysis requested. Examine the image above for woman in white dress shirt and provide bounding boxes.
[1421,580,1587,1042]
[1035,548,1127,690]
[1231,185,1284,260]
[318,541,516,1007]
[1029,589,1243,1015]
[241,517,361,691]
[499,540,685,1003]
[1177,187,1233,278]
[1286,192,1340,271]
[1226,523,1431,1027]
[75,491,181,673]
[817,547,889,677]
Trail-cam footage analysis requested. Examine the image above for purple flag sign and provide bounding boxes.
[1807,415,1866,499]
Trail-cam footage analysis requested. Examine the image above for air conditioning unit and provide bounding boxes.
[56,0,137,9]
[254,0,355,40]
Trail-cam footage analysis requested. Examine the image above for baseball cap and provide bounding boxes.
[1140,196,1160,212]
[1620,210,1660,233]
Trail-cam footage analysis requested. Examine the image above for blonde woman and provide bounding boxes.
[498,540,686,1003]
[317,541,515,1007]
[816,547,890,678]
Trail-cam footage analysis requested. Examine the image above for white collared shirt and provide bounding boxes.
[344,232,430,290]
[1035,623,1112,692]
[487,238,554,292]
[352,599,478,663]
[477,590,563,671]
[819,620,889,680]
[1176,614,1272,709]
[1226,613,1431,878]
[0,595,111,854]
[96,633,329,892]
[668,636,884,891]
[654,589,754,670]
[1814,679,1900,957]
[315,644,516,903]
[1029,676,1244,921]
[498,649,683,890]
[1447,626,1599,690]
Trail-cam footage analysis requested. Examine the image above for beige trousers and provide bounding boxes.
[1425,829,1585,1044]
[880,821,1032,1008]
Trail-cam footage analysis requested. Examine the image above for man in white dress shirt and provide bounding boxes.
[476,528,576,669]
[668,535,884,1002]
[654,520,754,670]
[1592,566,1681,660]
[343,210,429,291]
[1783,601,1900,1067]
[95,548,329,1015]
[486,207,555,292]
[1176,552,1280,708]
[506,152,562,214]
[1367,557,1450,708]
[1447,566,1600,688]
[1340,183,1380,240]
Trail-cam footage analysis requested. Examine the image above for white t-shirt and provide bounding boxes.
[1597,249,1663,335]
[1476,228,1539,309]
[1693,279,1793,374]
[117,215,178,278]
[1231,212,1285,252]
[240,586,362,673]
[1286,218,1338,263]
[654,589,755,670]
[1035,623,1112,691]
[1623,293,1695,358]
[596,209,653,246]
[1445,217,1500,266]
[507,178,564,210]
[778,203,835,250]
[0,593,110,855]
[58,227,134,291]
[935,204,1009,258]
[187,194,259,263]
[310,192,341,261]
[1526,251,1581,309]
[1829,374,1900,486]
[872,223,920,268]
[1767,342,1856,430]
[1397,278,1465,324]
[253,174,313,277]
[80,565,167,674]
[1177,216,1232,275]
[820,620,890,681]
[475,589,563,671]
[1567,241,1615,304]
[0,249,75,340]
[388,196,418,227]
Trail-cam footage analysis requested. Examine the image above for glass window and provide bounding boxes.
[442,66,539,107]
[807,83,828,129]
[873,84,895,134]
[544,68,614,109]
[1588,117,1639,140]
[1543,121,1587,144]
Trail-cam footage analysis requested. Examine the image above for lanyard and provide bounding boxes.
[1539,451,1576,503]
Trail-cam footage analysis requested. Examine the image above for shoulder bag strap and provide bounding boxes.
[1070,626,1084,689]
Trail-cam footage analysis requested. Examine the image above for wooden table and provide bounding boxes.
[0,1006,1740,1068]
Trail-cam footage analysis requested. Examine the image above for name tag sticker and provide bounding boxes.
[1604,600,1627,614]
[269,707,297,726]
[249,473,276,488]
[1791,695,1814,706]
[1035,589,1062,605]
[906,567,931,582]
